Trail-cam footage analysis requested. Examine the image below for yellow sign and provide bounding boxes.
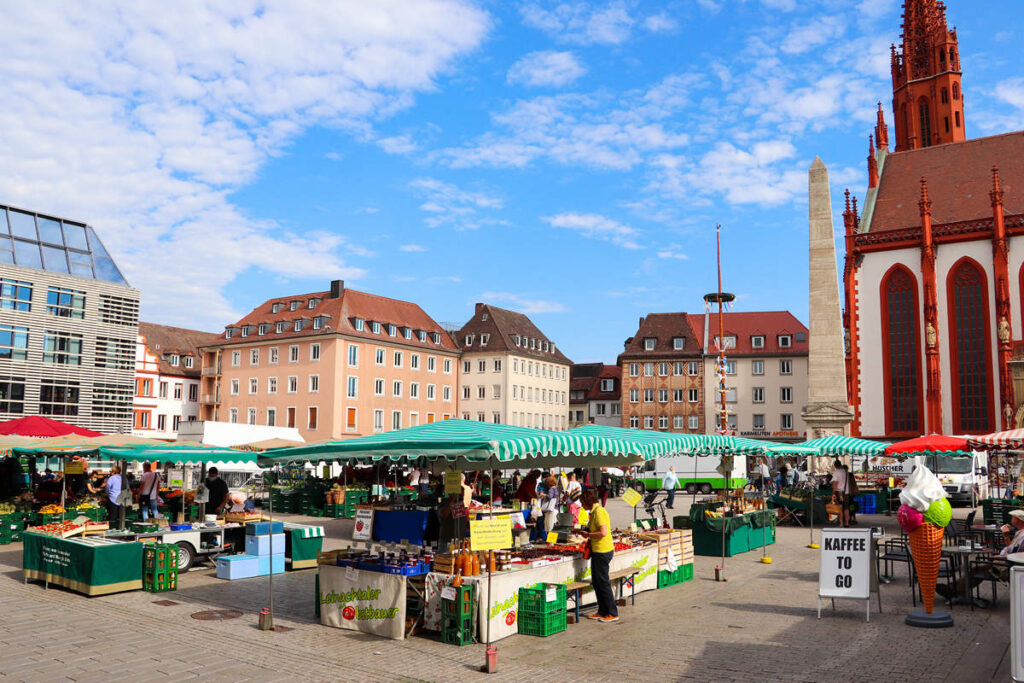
[622,487,643,507]
[470,517,513,551]
[546,532,559,544]
[888,477,895,488]
[64,461,84,475]
[323,465,331,479]
[445,471,463,495]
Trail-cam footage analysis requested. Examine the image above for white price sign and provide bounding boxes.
[352,508,374,541]
[818,528,871,600]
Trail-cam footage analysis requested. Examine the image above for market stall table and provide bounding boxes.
[284,522,325,569]
[23,531,144,596]
[686,501,776,557]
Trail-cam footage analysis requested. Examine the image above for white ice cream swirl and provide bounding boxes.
[898,465,947,512]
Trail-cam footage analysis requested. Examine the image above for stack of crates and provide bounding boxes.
[143,544,178,592]
[853,494,877,515]
[245,521,285,575]
[517,582,567,637]
[441,583,475,646]
[0,513,23,545]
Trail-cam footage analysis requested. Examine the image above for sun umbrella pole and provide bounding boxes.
[484,465,495,673]
[60,456,65,523]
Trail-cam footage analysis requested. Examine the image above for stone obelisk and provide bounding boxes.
[802,158,854,454]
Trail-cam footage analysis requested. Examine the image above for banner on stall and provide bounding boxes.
[320,565,406,639]
[621,487,643,507]
[353,508,374,541]
[445,471,463,494]
[64,461,84,475]
[470,517,512,551]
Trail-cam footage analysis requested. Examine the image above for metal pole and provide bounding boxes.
[716,225,728,581]
[485,466,495,673]
[265,477,275,630]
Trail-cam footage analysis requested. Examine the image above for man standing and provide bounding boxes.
[205,467,230,515]
[831,459,850,528]
[663,466,680,509]
[105,465,123,529]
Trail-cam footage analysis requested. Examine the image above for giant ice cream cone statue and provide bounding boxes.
[898,465,953,626]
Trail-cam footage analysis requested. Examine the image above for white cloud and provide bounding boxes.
[977,78,1024,133]
[857,0,895,19]
[478,291,566,314]
[643,13,678,33]
[507,51,586,88]
[543,212,643,249]
[378,135,419,155]
[399,244,428,252]
[781,16,845,55]
[409,178,504,230]
[0,1,489,328]
[657,248,688,260]
[519,2,634,45]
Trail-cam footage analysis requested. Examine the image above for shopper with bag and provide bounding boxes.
[580,488,618,623]
[138,462,162,521]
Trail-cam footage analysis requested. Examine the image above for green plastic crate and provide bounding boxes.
[657,569,679,589]
[441,584,475,619]
[144,545,178,573]
[143,572,177,593]
[518,582,567,613]
[679,563,694,583]
[441,618,474,646]
[517,608,566,637]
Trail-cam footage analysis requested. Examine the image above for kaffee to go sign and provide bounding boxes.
[819,528,871,599]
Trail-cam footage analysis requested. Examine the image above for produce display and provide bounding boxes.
[38,504,64,514]
[27,521,82,537]
[897,466,952,617]
[324,547,434,576]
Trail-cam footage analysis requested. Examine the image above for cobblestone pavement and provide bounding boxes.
[0,499,1011,682]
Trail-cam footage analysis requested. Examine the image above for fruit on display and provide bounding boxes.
[28,521,82,536]
[39,504,65,514]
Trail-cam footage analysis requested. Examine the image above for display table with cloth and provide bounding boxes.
[423,544,660,642]
[22,532,143,596]
[318,563,408,640]
[283,523,324,569]
[687,502,776,557]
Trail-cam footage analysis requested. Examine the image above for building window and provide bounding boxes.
[289,345,299,363]
[751,335,765,348]
[752,360,764,375]
[231,350,241,367]
[644,338,656,351]
[98,294,138,327]
[267,408,276,427]
[752,387,765,403]
[157,414,167,431]
[882,266,922,434]
[410,353,420,370]
[136,411,150,429]
[136,379,153,397]
[174,383,182,400]
[688,388,699,403]
[688,361,700,376]
[919,99,932,147]
[672,362,683,376]
[270,347,279,364]
[310,343,320,361]
[477,386,485,399]
[230,379,239,395]
[780,414,793,430]
[779,360,792,375]
[629,363,639,377]
[393,380,402,398]
[644,415,654,429]
[39,380,79,416]
[241,326,249,338]
[312,317,322,330]
[286,407,295,428]
[644,363,654,377]
[375,348,385,366]
[348,376,358,398]
[477,359,486,373]
[410,382,419,399]
[172,415,181,430]
[276,321,285,333]
[672,337,685,350]
[309,375,319,393]
[658,362,668,377]
[267,377,278,394]
[288,376,298,393]
[658,415,669,429]
[463,385,470,400]
[394,351,403,368]
[289,301,300,312]
[658,389,668,403]
[427,356,436,372]
[257,324,268,336]
[249,378,258,394]
[392,410,401,430]
[0,325,29,360]
[629,415,639,428]
[42,331,82,365]
[644,388,654,403]
[601,378,614,392]
[375,378,385,396]
[0,376,26,413]
[688,415,699,430]
[309,406,319,430]
[780,387,793,403]
[294,320,303,333]
[753,414,765,430]
[188,384,198,402]
[159,381,168,399]
[426,384,436,400]
[184,356,194,369]
[374,409,384,433]
[0,279,31,312]
[949,259,992,432]
[494,359,502,372]
[354,318,364,331]
[229,408,238,424]
[493,385,501,399]
[673,389,684,402]
[725,361,736,375]
[629,389,639,403]
[443,358,452,374]
[250,349,259,365]
[443,386,451,401]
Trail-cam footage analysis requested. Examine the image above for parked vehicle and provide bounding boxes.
[638,454,747,494]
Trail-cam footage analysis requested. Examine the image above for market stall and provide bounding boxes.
[22,531,143,595]
[683,499,776,557]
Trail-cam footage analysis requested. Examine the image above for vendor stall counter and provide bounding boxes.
[23,532,144,596]
[685,501,776,557]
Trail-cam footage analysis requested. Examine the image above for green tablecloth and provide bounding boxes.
[285,524,325,570]
[23,532,143,596]
[688,502,777,557]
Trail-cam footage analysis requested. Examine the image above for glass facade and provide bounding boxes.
[0,205,128,285]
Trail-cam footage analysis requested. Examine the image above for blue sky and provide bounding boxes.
[1,1,1022,363]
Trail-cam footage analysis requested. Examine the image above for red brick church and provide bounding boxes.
[844,0,1024,438]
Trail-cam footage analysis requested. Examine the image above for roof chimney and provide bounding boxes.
[330,280,344,299]
[638,316,645,328]
[475,303,485,315]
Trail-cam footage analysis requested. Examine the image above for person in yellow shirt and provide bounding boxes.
[579,489,618,623]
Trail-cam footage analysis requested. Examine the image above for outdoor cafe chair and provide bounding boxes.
[879,538,913,586]
[968,555,1010,608]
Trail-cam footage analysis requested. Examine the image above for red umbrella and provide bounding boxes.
[0,416,101,438]
[884,433,969,456]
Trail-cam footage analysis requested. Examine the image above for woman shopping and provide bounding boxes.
[580,489,618,623]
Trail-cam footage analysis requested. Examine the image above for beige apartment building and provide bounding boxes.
[200,281,460,440]
[456,303,571,429]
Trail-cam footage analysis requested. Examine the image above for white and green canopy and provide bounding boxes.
[258,419,646,468]
[101,443,257,466]
[570,425,768,457]
[795,435,887,456]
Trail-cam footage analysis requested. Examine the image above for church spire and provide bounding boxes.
[891,0,965,151]
[868,136,879,189]
[875,102,889,151]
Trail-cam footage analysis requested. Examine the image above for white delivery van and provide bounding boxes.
[639,454,747,494]
[853,451,989,506]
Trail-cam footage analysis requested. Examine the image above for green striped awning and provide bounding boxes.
[570,425,767,457]
[99,444,257,466]
[795,435,887,456]
[258,419,646,467]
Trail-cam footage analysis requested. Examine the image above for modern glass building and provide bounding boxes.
[0,203,139,433]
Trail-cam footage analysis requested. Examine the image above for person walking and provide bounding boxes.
[105,465,123,528]
[831,459,851,528]
[662,465,680,509]
[138,462,162,521]
[580,489,618,623]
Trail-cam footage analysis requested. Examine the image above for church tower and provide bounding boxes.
[891,0,965,151]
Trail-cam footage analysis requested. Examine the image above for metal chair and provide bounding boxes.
[878,537,913,586]
[968,555,1010,608]
[910,553,957,608]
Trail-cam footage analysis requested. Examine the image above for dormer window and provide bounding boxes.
[778,334,792,348]
[258,324,268,335]
[354,318,365,331]
[240,326,249,338]
[388,324,396,337]
[275,321,285,333]
[530,339,536,350]
[170,354,180,366]
[271,303,284,314]
[184,356,194,368]
[465,334,474,346]
[514,335,521,346]
[294,320,303,332]
[481,313,488,321]
[225,328,235,339]
[480,334,489,345]
[308,298,320,309]
[289,301,300,311]
[432,332,441,344]
[418,330,427,342]
[551,344,556,354]
[312,317,323,330]
[403,327,412,339]
[751,335,765,349]
[672,337,685,350]
[644,338,656,351]
[371,322,381,334]
[543,341,549,352]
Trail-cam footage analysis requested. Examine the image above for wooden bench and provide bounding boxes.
[566,567,640,623]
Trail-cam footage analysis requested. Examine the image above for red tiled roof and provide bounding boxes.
[570,363,621,403]
[203,284,458,353]
[588,365,621,401]
[619,313,701,359]
[457,303,572,364]
[139,322,218,377]
[870,131,1024,231]
[686,311,808,357]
